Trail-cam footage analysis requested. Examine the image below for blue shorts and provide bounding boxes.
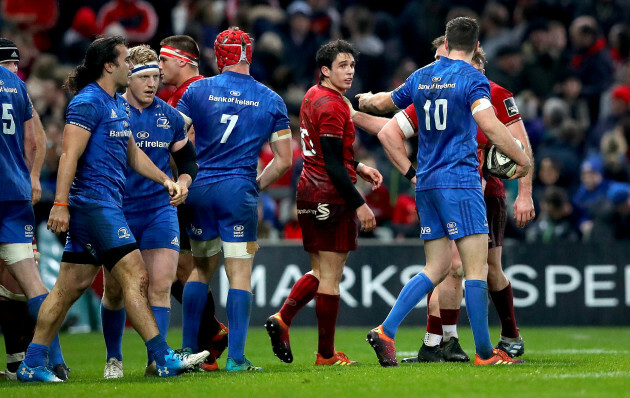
[125,205,180,251]
[416,188,489,240]
[186,178,258,243]
[63,197,137,268]
[0,201,35,243]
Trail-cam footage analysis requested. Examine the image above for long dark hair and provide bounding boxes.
[64,36,127,94]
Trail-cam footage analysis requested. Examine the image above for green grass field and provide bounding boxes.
[1,327,629,398]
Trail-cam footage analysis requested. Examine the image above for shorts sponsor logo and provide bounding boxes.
[504,97,519,117]
[447,222,458,235]
[234,225,244,238]
[137,131,149,139]
[420,226,431,235]
[190,225,203,236]
[156,117,170,129]
[117,227,130,239]
[230,90,241,97]
[316,203,330,221]
[171,236,180,246]
[85,243,97,257]
[24,224,33,238]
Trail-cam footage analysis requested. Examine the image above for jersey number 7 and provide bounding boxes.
[220,114,238,143]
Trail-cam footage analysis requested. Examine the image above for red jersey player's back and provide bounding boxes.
[297,84,357,204]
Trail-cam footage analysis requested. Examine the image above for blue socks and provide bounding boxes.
[382,273,434,339]
[101,303,126,361]
[464,280,493,359]
[147,306,170,363]
[145,334,170,366]
[27,293,65,366]
[226,289,252,363]
[23,343,49,368]
[182,282,208,351]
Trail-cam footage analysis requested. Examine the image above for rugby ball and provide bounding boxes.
[486,138,525,179]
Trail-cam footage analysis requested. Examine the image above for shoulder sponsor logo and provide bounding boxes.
[233,224,244,238]
[171,236,180,246]
[230,90,241,97]
[432,76,442,82]
[394,82,405,92]
[137,131,150,139]
[110,109,118,118]
[117,227,130,239]
[504,97,519,117]
[420,226,431,235]
[316,203,330,221]
[156,116,170,129]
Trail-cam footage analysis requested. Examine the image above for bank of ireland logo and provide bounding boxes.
[137,131,149,139]
[230,90,241,97]
[24,224,33,238]
[447,222,458,235]
[316,203,330,221]
[233,224,244,238]
[118,227,130,239]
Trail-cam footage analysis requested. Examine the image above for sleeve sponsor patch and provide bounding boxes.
[394,82,405,92]
[503,97,519,117]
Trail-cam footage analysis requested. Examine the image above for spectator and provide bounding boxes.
[282,1,320,88]
[589,84,630,149]
[573,155,612,239]
[486,45,523,93]
[569,16,615,124]
[526,186,579,243]
[61,6,100,64]
[97,0,159,44]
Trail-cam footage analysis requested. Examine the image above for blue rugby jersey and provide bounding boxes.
[177,71,290,186]
[123,97,186,213]
[66,82,132,205]
[0,65,33,202]
[392,57,491,191]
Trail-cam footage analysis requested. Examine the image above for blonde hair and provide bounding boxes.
[472,46,487,70]
[129,45,158,65]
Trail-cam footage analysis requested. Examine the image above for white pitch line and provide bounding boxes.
[539,371,630,379]
[398,349,629,356]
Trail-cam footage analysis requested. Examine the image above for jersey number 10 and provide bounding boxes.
[423,99,447,131]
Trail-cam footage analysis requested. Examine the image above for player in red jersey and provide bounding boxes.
[351,36,534,362]
[265,40,382,366]
[158,35,227,371]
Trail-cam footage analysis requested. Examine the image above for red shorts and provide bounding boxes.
[485,195,507,248]
[297,200,358,253]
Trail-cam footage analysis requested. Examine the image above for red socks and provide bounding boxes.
[489,282,519,338]
[279,273,319,326]
[440,308,460,326]
[315,292,340,359]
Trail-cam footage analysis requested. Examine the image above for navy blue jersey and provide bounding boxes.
[0,66,33,202]
[177,71,290,185]
[123,97,186,214]
[392,57,491,191]
[66,82,132,206]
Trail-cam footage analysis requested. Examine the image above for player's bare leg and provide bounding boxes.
[5,258,48,299]
[312,251,356,365]
[487,246,524,357]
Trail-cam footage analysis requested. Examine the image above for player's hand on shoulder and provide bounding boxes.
[356,203,376,232]
[357,164,383,190]
[48,205,70,234]
[31,175,42,205]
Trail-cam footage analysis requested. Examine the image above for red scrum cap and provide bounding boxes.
[214,28,253,72]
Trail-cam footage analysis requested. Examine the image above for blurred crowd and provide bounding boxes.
[3,0,630,243]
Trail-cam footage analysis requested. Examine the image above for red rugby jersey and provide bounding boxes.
[167,75,205,107]
[297,84,357,204]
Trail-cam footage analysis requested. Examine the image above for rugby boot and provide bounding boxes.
[315,351,357,366]
[17,362,63,382]
[265,313,293,363]
[366,325,399,367]
[442,338,470,362]
[474,348,525,365]
[157,348,208,377]
[225,357,262,372]
[495,336,525,358]
[103,358,123,379]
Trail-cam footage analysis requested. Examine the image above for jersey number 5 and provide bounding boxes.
[2,104,15,135]
[423,99,447,131]
[220,114,238,143]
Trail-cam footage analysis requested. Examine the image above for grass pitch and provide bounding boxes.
[1,326,628,398]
